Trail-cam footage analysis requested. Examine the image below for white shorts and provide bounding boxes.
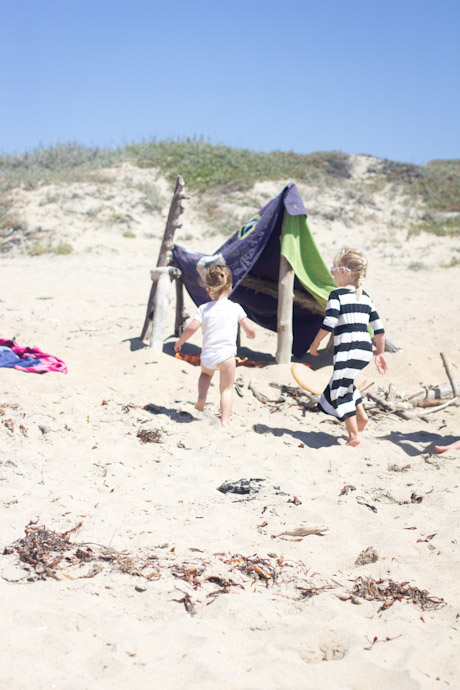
[201,349,235,370]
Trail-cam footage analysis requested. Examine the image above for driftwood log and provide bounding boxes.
[149,266,181,350]
[141,175,186,342]
[239,275,325,315]
[409,381,460,404]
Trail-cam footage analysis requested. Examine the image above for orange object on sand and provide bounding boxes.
[291,362,323,395]
[175,353,270,368]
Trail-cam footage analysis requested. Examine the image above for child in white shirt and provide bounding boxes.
[174,265,255,426]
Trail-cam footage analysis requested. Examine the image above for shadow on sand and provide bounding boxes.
[294,349,333,371]
[253,423,339,449]
[144,403,197,424]
[122,337,148,352]
[378,430,459,456]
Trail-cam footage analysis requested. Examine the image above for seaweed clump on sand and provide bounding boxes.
[351,576,446,612]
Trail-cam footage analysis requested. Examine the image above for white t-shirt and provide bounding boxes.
[194,298,247,366]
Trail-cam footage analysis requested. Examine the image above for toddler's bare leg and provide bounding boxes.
[196,365,214,411]
[217,357,236,426]
[345,415,360,446]
[356,402,369,432]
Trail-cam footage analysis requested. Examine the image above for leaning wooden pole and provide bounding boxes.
[140,175,186,341]
[275,212,295,363]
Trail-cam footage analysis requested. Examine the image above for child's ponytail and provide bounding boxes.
[206,265,233,298]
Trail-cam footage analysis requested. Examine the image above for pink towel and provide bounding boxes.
[0,338,68,374]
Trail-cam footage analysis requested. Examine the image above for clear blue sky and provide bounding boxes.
[1,0,459,163]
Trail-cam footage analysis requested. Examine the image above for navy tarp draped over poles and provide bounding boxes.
[173,184,331,358]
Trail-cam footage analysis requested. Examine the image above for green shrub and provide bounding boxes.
[441,256,460,268]
[408,261,426,271]
[53,242,73,254]
[126,139,352,192]
[0,143,120,193]
[28,241,73,256]
[408,213,460,238]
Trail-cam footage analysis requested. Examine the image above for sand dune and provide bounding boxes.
[1,165,459,689]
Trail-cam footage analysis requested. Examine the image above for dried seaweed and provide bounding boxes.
[225,554,277,585]
[3,522,448,619]
[137,428,162,444]
[3,521,160,581]
[351,576,446,611]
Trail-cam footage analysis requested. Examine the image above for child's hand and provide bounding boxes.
[375,353,388,375]
[309,343,319,356]
[174,341,182,352]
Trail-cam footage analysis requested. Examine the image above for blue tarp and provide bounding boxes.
[173,184,333,358]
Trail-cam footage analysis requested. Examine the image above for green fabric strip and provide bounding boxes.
[281,213,335,306]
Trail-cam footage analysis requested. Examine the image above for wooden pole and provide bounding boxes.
[174,276,188,337]
[149,266,181,350]
[276,213,294,363]
[140,175,186,341]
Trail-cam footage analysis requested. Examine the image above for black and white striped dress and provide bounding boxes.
[318,288,384,421]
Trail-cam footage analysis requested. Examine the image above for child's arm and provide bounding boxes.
[374,333,388,374]
[174,319,201,352]
[309,328,329,356]
[239,317,255,339]
[310,290,338,356]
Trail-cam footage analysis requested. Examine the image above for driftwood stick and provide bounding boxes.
[248,381,268,404]
[406,388,427,401]
[366,392,414,420]
[440,352,459,398]
[360,380,375,393]
[141,175,186,341]
[418,397,458,415]
[239,275,325,315]
[417,398,452,408]
[366,391,394,411]
[269,382,308,397]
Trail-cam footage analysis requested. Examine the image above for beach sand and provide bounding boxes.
[1,163,459,689]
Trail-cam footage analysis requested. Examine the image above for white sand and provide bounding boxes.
[1,162,459,689]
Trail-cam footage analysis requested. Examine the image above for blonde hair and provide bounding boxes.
[206,265,233,298]
[333,248,367,299]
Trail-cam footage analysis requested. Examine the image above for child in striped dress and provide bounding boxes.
[309,248,387,446]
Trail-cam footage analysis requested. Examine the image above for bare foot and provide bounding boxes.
[357,415,368,432]
[435,440,460,453]
[195,401,205,412]
[346,437,360,447]
[221,420,230,427]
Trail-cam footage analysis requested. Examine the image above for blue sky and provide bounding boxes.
[1,0,459,163]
